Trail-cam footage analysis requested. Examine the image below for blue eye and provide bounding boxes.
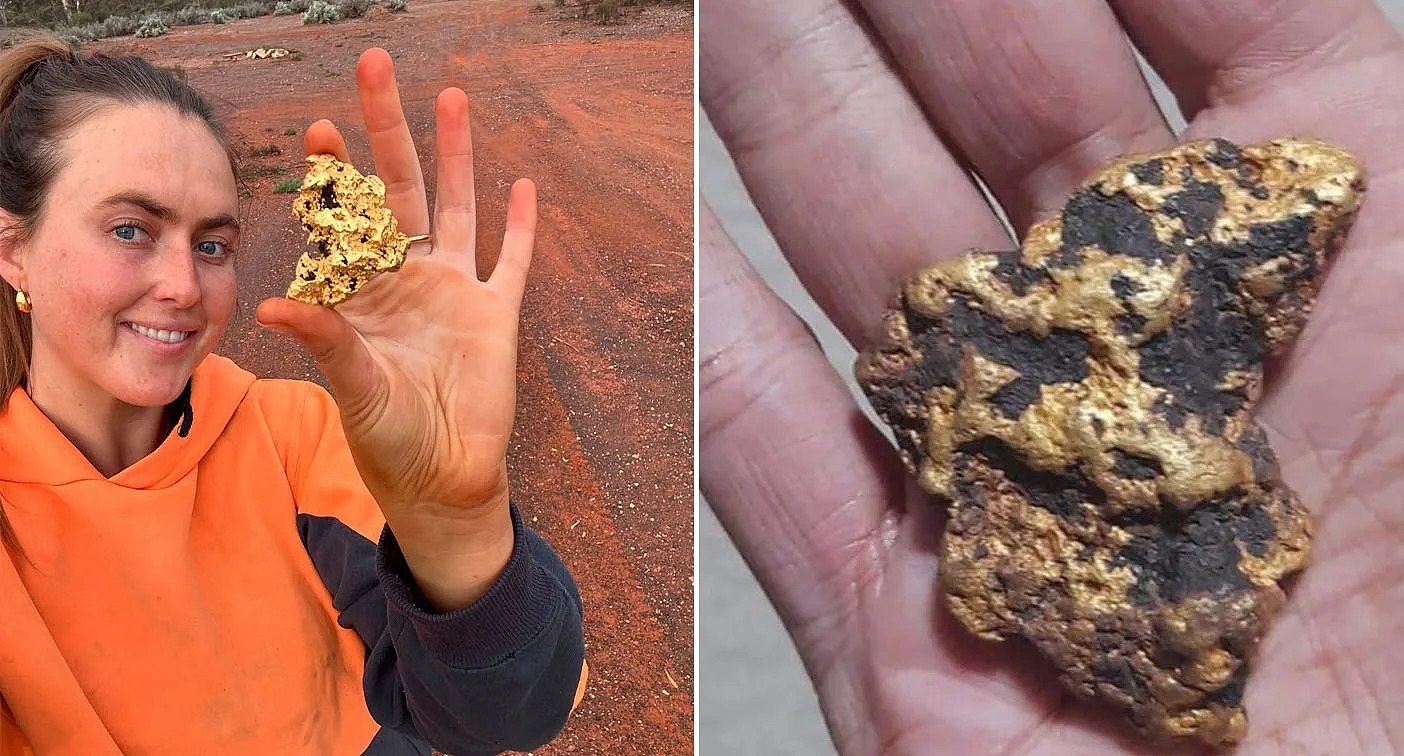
[196,240,229,259]
[113,224,146,242]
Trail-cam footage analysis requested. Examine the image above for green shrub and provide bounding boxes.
[284,127,298,135]
[134,16,169,36]
[61,17,118,43]
[573,0,688,23]
[98,14,141,36]
[231,1,271,18]
[172,6,209,25]
[589,0,621,23]
[274,178,301,193]
[207,8,235,23]
[61,28,96,45]
[301,0,339,23]
[386,0,408,11]
[338,0,373,19]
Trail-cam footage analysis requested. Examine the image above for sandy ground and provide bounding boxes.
[93,2,694,752]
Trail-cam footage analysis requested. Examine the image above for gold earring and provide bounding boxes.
[15,289,31,313]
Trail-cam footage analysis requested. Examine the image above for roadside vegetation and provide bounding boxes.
[536,0,691,25]
[0,0,408,46]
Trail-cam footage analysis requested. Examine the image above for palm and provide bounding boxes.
[701,0,1404,753]
[330,255,520,509]
[257,48,536,521]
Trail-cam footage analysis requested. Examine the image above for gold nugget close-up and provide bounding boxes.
[856,138,1365,746]
[287,153,416,307]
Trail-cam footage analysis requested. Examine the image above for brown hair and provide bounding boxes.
[0,34,234,553]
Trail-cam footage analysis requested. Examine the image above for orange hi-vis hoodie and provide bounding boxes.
[0,353,585,754]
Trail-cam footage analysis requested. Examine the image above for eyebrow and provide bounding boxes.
[96,191,240,233]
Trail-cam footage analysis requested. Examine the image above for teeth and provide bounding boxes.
[127,323,190,344]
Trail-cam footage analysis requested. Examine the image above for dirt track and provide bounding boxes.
[93,3,693,752]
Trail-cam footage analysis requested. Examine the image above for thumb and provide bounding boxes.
[256,297,383,409]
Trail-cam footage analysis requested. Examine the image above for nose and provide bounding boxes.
[149,239,202,308]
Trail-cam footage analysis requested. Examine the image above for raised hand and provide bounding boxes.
[256,48,536,612]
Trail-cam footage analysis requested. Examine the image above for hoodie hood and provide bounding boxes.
[0,352,256,488]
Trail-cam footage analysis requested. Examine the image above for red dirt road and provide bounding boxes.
[94,3,693,753]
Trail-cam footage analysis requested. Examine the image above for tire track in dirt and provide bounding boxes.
[510,332,691,754]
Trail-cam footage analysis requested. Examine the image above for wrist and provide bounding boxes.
[390,490,516,612]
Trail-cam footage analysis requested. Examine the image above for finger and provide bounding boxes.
[356,48,431,236]
[1109,0,1402,126]
[304,119,351,162]
[254,297,384,420]
[488,178,536,298]
[701,0,1009,346]
[699,202,902,642]
[433,87,476,272]
[855,0,1176,233]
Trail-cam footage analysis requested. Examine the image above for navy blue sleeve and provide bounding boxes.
[297,503,586,755]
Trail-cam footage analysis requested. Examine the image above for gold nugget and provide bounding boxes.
[856,138,1365,747]
[287,153,412,307]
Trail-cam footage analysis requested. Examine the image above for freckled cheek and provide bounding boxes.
[201,269,239,333]
[39,250,135,346]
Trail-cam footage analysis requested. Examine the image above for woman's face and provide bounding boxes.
[9,103,239,408]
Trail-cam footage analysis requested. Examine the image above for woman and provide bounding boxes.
[0,34,586,754]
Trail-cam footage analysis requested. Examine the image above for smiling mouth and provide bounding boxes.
[122,322,196,344]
